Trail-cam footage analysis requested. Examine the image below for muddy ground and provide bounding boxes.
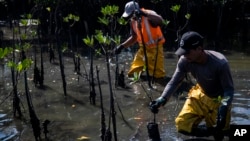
[1,49,250,141]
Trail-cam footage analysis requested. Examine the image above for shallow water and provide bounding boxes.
[0,51,250,141]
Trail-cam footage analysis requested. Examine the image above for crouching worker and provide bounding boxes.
[113,1,166,79]
[150,31,234,141]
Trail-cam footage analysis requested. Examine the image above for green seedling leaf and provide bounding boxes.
[14,27,18,34]
[118,17,128,25]
[185,13,191,20]
[71,14,79,21]
[213,95,230,106]
[162,19,170,26]
[83,35,94,47]
[74,16,80,22]
[94,30,111,45]
[68,14,74,20]
[95,48,102,56]
[213,95,221,103]
[135,72,139,80]
[63,17,69,22]
[64,14,80,23]
[30,30,37,37]
[101,5,119,16]
[129,71,143,84]
[98,17,109,26]
[23,42,31,50]
[15,43,22,51]
[133,72,139,81]
[62,43,68,53]
[46,7,51,12]
[7,61,17,69]
[17,62,22,71]
[26,14,32,19]
[17,59,32,72]
[20,19,28,26]
[0,47,12,58]
[112,35,121,45]
[21,34,28,40]
[94,31,105,43]
[143,65,146,71]
[170,5,181,13]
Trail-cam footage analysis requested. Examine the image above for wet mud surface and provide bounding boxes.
[0,50,250,141]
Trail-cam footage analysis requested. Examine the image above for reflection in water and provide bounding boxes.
[231,117,250,125]
[231,92,250,125]
[0,114,18,141]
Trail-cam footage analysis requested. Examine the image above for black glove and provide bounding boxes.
[112,45,124,55]
[216,105,228,129]
[214,105,228,141]
[149,97,167,114]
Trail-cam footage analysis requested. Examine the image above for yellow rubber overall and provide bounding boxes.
[127,44,165,78]
[175,84,231,133]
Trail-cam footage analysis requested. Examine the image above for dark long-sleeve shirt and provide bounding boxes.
[161,50,234,105]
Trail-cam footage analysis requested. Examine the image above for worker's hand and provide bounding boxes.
[214,105,228,141]
[149,97,167,114]
[112,45,124,55]
[216,105,228,129]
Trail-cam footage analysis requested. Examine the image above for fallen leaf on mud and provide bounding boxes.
[77,136,90,140]
[133,117,142,120]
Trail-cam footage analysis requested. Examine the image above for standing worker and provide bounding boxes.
[150,31,234,141]
[113,1,166,79]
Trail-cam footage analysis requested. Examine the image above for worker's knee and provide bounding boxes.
[175,117,193,133]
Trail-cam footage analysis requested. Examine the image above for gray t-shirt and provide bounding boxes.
[161,50,234,104]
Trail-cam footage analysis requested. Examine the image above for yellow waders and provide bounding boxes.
[175,84,231,133]
[127,44,165,78]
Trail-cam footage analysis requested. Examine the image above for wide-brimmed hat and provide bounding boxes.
[175,31,204,56]
[122,1,139,18]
